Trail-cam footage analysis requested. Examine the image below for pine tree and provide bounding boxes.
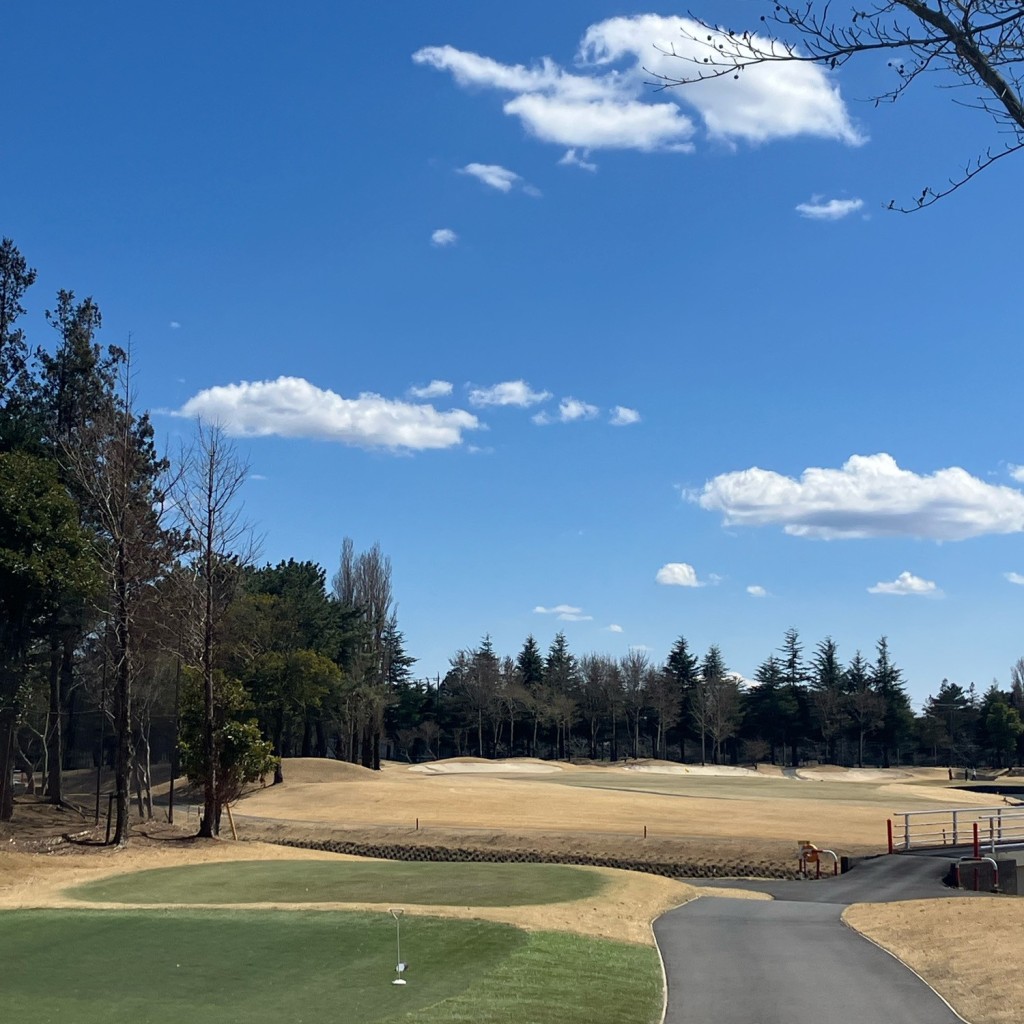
[665,635,699,760]
[871,637,912,768]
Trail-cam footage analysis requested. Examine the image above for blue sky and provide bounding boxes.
[4,2,1023,707]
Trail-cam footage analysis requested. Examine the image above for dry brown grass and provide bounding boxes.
[232,758,1000,855]
[4,757,1021,1023]
[844,898,1023,1024]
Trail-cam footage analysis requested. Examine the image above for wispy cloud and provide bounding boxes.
[607,623,623,633]
[414,15,861,157]
[655,562,703,587]
[431,228,458,247]
[468,380,552,408]
[1008,464,1024,483]
[533,397,599,425]
[559,148,597,172]
[697,453,1024,541]
[796,196,864,220]
[609,405,640,426]
[459,162,539,195]
[534,603,593,622]
[173,376,479,451]
[169,321,181,329]
[1005,572,1024,586]
[746,585,767,598]
[868,571,941,597]
[409,379,453,399]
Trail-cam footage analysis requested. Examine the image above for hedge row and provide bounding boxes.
[262,837,802,881]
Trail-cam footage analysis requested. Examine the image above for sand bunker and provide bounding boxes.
[623,764,770,779]
[795,767,917,783]
[410,759,563,775]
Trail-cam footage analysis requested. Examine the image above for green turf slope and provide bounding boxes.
[0,910,660,1024]
[68,859,606,906]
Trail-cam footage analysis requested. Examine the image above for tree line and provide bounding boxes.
[0,238,412,842]
[406,629,1023,772]
[3,236,1022,848]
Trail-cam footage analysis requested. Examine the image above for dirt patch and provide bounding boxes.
[844,897,1021,1024]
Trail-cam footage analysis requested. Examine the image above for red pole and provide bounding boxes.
[887,818,894,854]
[973,822,980,860]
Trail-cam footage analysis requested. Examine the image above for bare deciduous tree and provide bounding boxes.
[174,422,254,838]
[62,360,177,845]
[652,2,1024,208]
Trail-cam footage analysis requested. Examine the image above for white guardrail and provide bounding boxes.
[889,806,1024,853]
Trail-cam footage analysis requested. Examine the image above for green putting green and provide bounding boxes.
[68,859,606,906]
[0,910,662,1024]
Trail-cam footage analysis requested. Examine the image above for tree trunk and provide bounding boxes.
[61,638,77,770]
[112,557,133,847]
[0,709,15,822]
[273,710,285,784]
[45,638,63,804]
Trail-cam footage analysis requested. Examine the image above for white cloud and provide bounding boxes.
[607,623,624,633]
[746,585,767,598]
[414,16,861,156]
[431,228,458,246]
[579,16,864,145]
[697,453,1024,541]
[174,376,480,451]
[169,321,181,329]
[469,380,551,408]
[535,397,600,425]
[534,603,592,622]
[610,405,640,426]
[460,162,523,193]
[1008,464,1024,483]
[868,571,940,596]
[409,379,453,399]
[656,562,703,587]
[796,196,864,220]
[559,148,597,171]
[1005,572,1024,586]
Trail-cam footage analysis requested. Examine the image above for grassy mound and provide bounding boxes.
[1,910,661,1024]
[68,859,607,906]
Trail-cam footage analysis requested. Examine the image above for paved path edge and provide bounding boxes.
[839,911,973,1024]
[651,897,696,1024]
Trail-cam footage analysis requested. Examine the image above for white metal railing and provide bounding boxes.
[890,806,1024,853]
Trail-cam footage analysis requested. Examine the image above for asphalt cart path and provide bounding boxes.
[654,855,968,1024]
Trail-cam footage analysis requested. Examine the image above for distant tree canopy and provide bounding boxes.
[2,233,1022,842]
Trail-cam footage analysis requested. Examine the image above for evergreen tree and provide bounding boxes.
[744,654,794,764]
[0,238,37,436]
[665,635,699,760]
[843,651,882,768]
[516,634,545,755]
[778,628,810,766]
[871,637,912,768]
[810,636,845,762]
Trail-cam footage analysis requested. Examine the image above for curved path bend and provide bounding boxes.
[654,855,970,1024]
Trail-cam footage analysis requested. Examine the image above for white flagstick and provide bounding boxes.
[389,909,407,985]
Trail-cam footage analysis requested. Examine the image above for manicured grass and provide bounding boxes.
[0,910,662,1024]
[68,859,606,906]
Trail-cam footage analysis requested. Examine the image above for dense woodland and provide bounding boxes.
[2,238,1022,845]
